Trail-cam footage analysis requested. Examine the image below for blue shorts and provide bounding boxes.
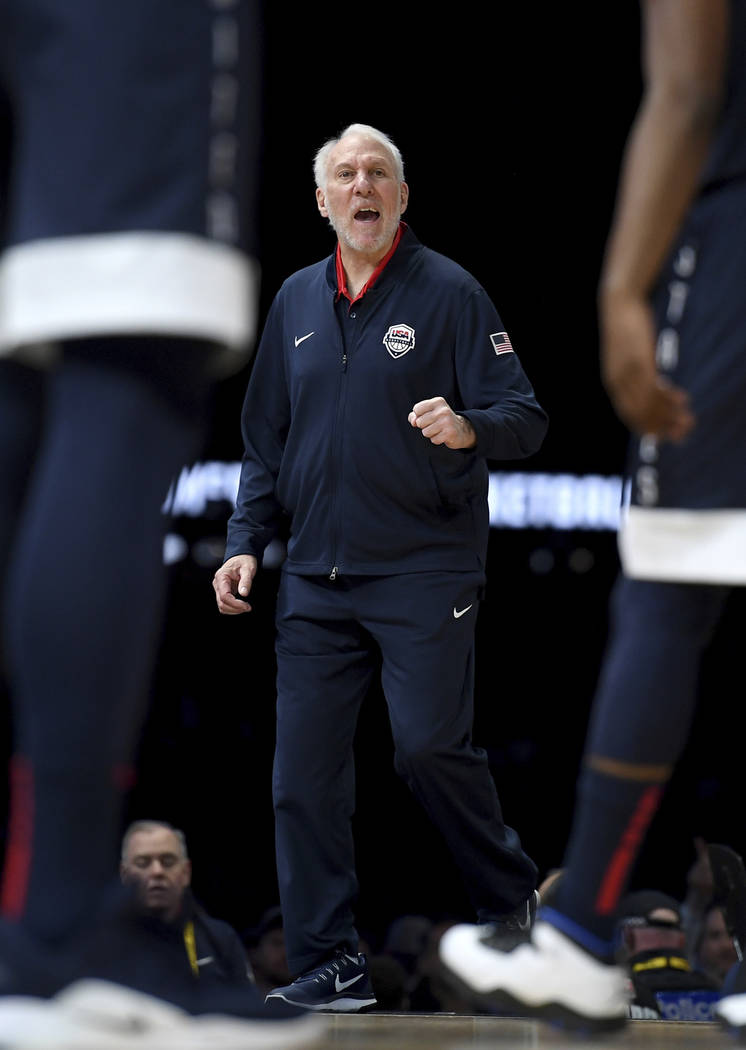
[619,178,746,583]
[0,0,261,369]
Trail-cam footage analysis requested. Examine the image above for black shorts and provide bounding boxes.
[0,0,261,368]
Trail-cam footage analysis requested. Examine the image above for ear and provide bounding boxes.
[400,181,409,216]
[316,186,328,218]
[185,859,193,885]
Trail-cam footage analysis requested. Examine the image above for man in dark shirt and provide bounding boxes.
[213,122,548,1011]
[120,821,251,985]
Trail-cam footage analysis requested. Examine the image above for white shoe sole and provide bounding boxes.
[439,920,629,1032]
[266,991,376,1013]
[0,980,327,1049]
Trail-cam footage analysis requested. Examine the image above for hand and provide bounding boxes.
[213,554,257,615]
[408,396,476,449]
[600,294,695,441]
[685,835,714,906]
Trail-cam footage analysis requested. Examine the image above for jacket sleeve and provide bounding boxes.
[224,294,290,560]
[455,288,548,461]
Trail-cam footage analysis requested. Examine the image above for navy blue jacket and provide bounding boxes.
[226,226,548,575]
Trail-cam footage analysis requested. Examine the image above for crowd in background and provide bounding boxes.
[240,841,740,1020]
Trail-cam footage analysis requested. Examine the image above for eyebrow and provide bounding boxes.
[333,156,392,172]
[130,851,180,861]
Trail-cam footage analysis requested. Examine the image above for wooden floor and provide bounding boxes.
[312,1012,737,1049]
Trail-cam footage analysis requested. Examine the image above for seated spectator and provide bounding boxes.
[120,820,252,984]
[693,901,740,988]
[367,954,411,1012]
[381,915,433,979]
[243,906,292,998]
[407,918,473,1014]
[681,837,715,963]
[617,889,720,1021]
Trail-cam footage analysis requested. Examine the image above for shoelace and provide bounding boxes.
[312,955,358,985]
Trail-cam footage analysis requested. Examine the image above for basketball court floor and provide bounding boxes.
[314,1012,737,1050]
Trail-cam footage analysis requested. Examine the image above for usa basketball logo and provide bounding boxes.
[383,323,415,359]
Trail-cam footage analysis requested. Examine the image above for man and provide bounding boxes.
[213,122,548,1011]
[617,890,720,1020]
[439,0,746,1038]
[120,821,252,985]
[0,2,323,1046]
[693,902,740,988]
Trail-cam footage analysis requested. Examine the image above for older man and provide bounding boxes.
[121,821,252,985]
[213,123,548,1011]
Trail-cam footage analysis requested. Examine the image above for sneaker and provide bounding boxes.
[715,960,746,1038]
[265,951,377,1012]
[715,991,746,1039]
[0,978,327,1049]
[0,895,327,1048]
[482,889,540,952]
[439,919,629,1033]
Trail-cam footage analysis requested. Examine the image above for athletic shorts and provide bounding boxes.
[619,178,746,583]
[0,0,261,371]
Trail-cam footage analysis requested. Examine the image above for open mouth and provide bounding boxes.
[354,208,380,223]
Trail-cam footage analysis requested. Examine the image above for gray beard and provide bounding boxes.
[326,208,400,256]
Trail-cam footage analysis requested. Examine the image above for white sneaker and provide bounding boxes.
[439,919,629,1032]
[0,979,327,1049]
[715,991,746,1037]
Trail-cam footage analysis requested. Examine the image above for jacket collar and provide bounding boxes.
[324,223,422,297]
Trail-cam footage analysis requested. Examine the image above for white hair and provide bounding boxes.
[313,123,405,192]
[121,820,188,860]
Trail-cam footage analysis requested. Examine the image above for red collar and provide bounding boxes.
[335,222,406,303]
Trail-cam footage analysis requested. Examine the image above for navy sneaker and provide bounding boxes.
[265,951,377,1012]
[481,889,540,952]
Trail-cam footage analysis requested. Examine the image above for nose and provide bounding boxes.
[353,170,372,194]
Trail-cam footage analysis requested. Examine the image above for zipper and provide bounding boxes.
[330,308,355,577]
[328,339,347,579]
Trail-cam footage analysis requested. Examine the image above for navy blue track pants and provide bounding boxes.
[272,569,537,974]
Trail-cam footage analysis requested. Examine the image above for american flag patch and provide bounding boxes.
[490,331,514,356]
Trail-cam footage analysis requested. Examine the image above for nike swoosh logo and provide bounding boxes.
[516,896,535,931]
[294,331,315,347]
[453,604,473,619]
[335,972,364,993]
[196,956,214,966]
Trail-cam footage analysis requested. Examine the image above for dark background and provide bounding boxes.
[123,4,746,947]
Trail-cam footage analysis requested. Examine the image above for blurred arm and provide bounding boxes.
[598,0,729,439]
